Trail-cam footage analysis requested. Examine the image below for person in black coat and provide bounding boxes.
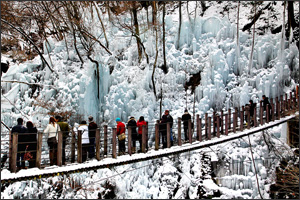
[160,110,174,148]
[126,116,138,153]
[11,118,27,169]
[26,121,37,168]
[261,95,271,119]
[88,116,98,159]
[182,109,191,141]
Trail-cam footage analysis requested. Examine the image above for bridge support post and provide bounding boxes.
[95,128,100,160]
[146,122,149,151]
[142,125,146,152]
[285,93,288,111]
[167,122,171,148]
[290,92,293,110]
[188,119,192,143]
[293,90,297,109]
[233,111,237,133]
[240,108,244,132]
[225,114,228,136]
[212,111,216,137]
[178,118,182,146]
[104,125,108,156]
[9,132,18,173]
[57,130,63,166]
[155,122,160,150]
[271,103,275,122]
[260,103,263,125]
[220,110,224,134]
[112,128,117,158]
[216,115,220,138]
[128,127,132,156]
[247,108,250,129]
[254,107,257,127]
[205,113,208,139]
[208,117,211,140]
[276,97,280,120]
[71,129,76,163]
[197,115,201,141]
[280,95,284,117]
[77,130,82,163]
[36,131,43,168]
[266,104,270,123]
[228,108,231,130]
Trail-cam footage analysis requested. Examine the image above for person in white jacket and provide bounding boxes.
[77,121,89,162]
[44,117,61,166]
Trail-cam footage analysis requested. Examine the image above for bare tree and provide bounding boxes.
[248,2,256,76]
[176,1,182,50]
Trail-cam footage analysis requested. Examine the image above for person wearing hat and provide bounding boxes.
[55,115,70,165]
[136,116,147,152]
[116,118,126,155]
[126,116,137,153]
[88,116,98,159]
[77,121,89,162]
[182,108,191,142]
[160,110,174,147]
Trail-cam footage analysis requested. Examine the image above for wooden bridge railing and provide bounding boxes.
[4,89,299,173]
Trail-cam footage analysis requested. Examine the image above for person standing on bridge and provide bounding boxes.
[55,115,70,165]
[127,116,137,154]
[116,118,126,156]
[261,95,271,120]
[136,116,147,153]
[160,110,174,148]
[44,117,61,166]
[77,121,89,162]
[182,109,191,142]
[12,118,27,170]
[25,121,37,168]
[88,116,98,159]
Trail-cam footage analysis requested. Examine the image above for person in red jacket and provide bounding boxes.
[136,116,147,153]
[116,118,126,155]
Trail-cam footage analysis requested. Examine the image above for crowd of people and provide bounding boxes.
[9,95,274,170]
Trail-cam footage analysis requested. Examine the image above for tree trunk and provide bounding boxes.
[248,2,256,76]
[93,2,109,48]
[236,1,241,76]
[162,2,166,68]
[132,7,142,63]
[176,1,182,50]
[280,1,286,62]
[87,55,100,99]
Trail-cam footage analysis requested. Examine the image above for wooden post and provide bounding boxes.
[260,102,263,125]
[220,110,224,134]
[146,121,149,151]
[280,95,284,116]
[216,115,220,138]
[128,127,132,156]
[212,111,216,137]
[112,128,117,159]
[155,123,159,150]
[188,119,192,143]
[8,131,12,170]
[285,93,288,110]
[205,113,208,139]
[270,98,274,121]
[142,125,146,152]
[208,117,211,140]
[95,128,100,160]
[240,109,244,132]
[71,129,75,163]
[196,115,201,141]
[276,97,280,120]
[57,130,63,166]
[178,118,182,146]
[77,130,82,163]
[233,111,236,133]
[104,125,108,156]
[167,122,171,148]
[290,92,293,110]
[293,90,297,109]
[228,108,231,130]
[254,107,257,127]
[266,104,270,123]
[247,108,250,129]
[36,131,43,168]
[9,132,18,173]
[225,114,228,136]
[271,103,275,122]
